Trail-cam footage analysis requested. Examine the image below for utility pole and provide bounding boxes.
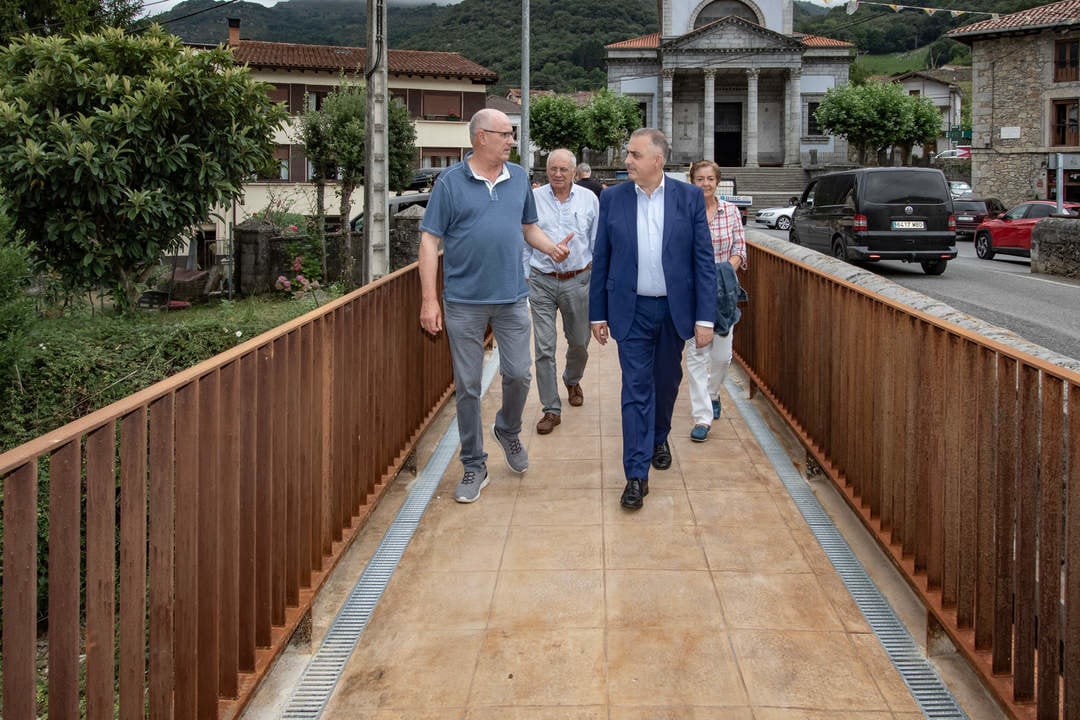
[363,0,389,284]
[520,0,530,176]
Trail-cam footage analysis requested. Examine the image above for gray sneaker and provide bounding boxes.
[454,468,489,503]
[492,424,528,473]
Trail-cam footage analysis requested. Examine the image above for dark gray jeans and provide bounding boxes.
[444,298,532,472]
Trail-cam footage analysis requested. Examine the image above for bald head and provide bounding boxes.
[468,108,515,166]
[469,108,511,144]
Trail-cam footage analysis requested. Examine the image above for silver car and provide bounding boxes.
[754,205,795,231]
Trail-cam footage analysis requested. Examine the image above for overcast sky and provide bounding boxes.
[143,0,840,17]
[141,0,463,16]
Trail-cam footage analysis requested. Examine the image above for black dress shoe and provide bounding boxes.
[620,478,649,509]
[651,441,672,470]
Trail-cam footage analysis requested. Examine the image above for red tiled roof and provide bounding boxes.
[606,32,660,49]
[606,30,851,49]
[794,33,855,48]
[229,40,497,82]
[947,0,1080,38]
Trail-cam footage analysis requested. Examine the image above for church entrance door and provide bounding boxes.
[714,102,742,166]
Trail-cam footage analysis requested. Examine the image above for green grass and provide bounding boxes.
[855,47,931,76]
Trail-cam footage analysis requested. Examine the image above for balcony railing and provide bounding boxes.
[0,263,453,719]
[735,238,1080,720]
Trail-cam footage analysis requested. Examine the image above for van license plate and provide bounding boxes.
[892,220,925,230]
[957,215,973,221]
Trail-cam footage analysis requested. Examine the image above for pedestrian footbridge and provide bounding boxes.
[2,233,1075,720]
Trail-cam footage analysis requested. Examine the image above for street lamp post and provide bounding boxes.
[520,0,530,176]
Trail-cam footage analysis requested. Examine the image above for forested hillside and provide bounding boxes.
[154,0,656,92]
[795,0,1047,56]
[151,0,1050,92]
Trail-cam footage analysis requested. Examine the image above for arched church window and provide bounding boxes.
[692,0,759,28]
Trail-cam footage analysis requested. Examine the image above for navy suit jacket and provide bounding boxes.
[588,177,716,342]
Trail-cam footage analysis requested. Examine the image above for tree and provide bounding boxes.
[323,82,366,285]
[816,81,908,164]
[529,94,585,155]
[0,0,142,41]
[581,89,640,158]
[296,100,335,278]
[297,82,416,285]
[894,93,942,165]
[387,97,417,193]
[0,26,288,309]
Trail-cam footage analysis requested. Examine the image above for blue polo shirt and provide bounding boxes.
[420,157,538,304]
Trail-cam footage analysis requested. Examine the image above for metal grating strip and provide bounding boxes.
[724,378,969,719]
[279,349,503,719]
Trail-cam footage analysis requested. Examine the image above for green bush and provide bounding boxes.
[1,296,327,454]
[0,293,332,646]
[0,222,35,390]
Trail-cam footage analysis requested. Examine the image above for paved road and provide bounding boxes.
[750,225,1080,362]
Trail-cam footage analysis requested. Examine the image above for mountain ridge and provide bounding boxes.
[150,0,1031,92]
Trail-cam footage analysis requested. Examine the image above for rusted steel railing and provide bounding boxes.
[735,240,1079,720]
[0,263,454,719]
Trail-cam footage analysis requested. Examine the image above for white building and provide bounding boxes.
[889,69,966,158]
[605,0,854,167]
[190,19,497,275]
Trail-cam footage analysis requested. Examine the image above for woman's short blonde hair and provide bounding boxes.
[689,160,721,182]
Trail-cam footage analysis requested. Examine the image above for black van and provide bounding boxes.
[789,167,957,275]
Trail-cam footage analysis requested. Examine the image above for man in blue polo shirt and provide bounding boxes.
[419,108,570,503]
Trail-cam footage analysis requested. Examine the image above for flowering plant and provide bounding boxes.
[276,255,321,303]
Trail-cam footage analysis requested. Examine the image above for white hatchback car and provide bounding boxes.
[753,205,795,231]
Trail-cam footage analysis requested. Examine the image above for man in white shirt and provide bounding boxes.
[526,148,599,434]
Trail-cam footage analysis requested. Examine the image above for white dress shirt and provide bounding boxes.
[634,177,666,297]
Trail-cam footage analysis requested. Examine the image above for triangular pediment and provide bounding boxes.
[662,16,803,52]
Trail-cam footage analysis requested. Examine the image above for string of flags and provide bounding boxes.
[824,0,1000,19]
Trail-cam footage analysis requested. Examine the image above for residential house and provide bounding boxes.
[605,0,854,168]
[948,0,1080,203]
[888,69,965,159]
[195,18,497,269]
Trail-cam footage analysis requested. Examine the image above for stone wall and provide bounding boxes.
[1031,216,1080,278]
[970,30,1080,204]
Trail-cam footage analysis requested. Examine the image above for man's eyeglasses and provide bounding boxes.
[481,128,515,139]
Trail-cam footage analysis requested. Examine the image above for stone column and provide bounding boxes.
[662,69,675,141]
[745,68,759,168]
[785,68,802,166]
[703,70,716,162]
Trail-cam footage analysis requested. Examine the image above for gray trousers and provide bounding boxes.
[528,267,591,415]
[444,298,532,472]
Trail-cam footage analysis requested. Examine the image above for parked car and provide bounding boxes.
[408,167,441,191]
[350,192,431,232]
[948,180,972,198]
[789,167,957,275]
[933,146,971,161]
[754,205,795,230]
[953,197,1006,240]
[973,200,1080,260]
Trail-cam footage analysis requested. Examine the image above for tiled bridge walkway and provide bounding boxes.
[240,332,1005,720]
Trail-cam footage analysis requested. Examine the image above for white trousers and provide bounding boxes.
[684,329,734,427]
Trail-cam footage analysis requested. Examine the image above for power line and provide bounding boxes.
[140,0,243,31]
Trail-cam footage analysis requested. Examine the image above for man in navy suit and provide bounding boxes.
[589,128,716,510]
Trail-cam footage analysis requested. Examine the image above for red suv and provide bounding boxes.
[953,197,1005,241]
[974,200,1080,259]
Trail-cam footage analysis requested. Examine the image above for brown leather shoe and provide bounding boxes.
[566,383,584,407]
[536,412,561,434]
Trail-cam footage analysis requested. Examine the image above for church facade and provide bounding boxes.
[606,0,855,167]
